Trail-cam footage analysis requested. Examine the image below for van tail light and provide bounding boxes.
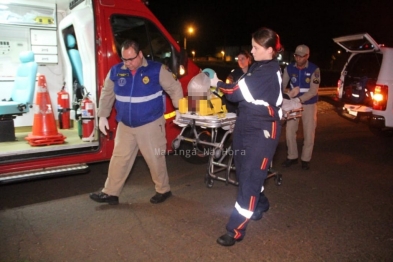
[372,84,388,110]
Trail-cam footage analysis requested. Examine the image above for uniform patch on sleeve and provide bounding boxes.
[163,65,178,81]
[313,69,320,84]
[314,68,321,79]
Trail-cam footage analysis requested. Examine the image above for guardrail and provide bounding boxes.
[318,87,336,96]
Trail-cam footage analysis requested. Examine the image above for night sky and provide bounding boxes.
[148,0,393,68]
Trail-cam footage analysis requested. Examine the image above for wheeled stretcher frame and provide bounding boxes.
[172,111,283,188]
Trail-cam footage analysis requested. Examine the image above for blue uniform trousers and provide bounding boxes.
[226,116,281,240]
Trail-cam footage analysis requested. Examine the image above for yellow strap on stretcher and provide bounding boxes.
[164,111,176,119]
[208,100,227,119]
[177,96,227,118]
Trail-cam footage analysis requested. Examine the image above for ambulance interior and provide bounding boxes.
[0,0,98,161]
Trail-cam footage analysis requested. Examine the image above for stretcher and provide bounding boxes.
[172,111,283,188]
[282,97,304,121]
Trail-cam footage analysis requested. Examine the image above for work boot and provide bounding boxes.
[150,191,172,204]
[281,158,298,167]
[251,192,270,220]
[89,191,119,205]
[301,161,310,170]
[216,233,241,247]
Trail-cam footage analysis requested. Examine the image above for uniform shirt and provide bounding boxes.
[98,57,183,127]
[218,59,283,121]
[282,61,320,105]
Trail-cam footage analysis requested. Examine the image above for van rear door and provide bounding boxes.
[333,33,380,53]
[333,33,382,120]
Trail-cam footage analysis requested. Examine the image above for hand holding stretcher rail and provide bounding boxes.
[281,87,303,120]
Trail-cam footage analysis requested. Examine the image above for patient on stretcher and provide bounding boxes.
[179,72,227,117]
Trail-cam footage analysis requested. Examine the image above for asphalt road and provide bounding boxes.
[1,101,393,262]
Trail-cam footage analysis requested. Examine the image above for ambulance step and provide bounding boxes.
[0,163,90,184]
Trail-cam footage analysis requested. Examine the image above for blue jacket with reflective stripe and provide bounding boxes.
[286,62,318,104]
[218,60,282,121]
[110,60,163,127]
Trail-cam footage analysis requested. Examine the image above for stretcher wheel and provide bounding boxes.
[213,148,222,159]
[172,139,180,150]
[226,151,235,185]
[204,173,214,188]
[274,173,283,186]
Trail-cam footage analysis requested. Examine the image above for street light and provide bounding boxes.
[184,26,194,50]
[221,50,225,61]
[191,50,195,61]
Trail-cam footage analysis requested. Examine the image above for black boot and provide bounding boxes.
[89,191,119,205]
[251,192,270,220]
[301,161,310,170]
[216,233,241,247]
[281,158,298,167]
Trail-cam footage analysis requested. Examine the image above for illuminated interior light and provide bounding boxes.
[179,65,185,75]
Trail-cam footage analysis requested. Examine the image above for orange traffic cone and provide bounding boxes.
[25,75,66,146]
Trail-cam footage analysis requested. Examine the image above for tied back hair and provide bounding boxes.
[252,27,284,58]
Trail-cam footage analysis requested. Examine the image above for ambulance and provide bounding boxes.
[0,0,200,182]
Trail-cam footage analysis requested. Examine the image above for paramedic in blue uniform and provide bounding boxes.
[211,27,283,246]
[281,45,320,170]
[90,39,183,205]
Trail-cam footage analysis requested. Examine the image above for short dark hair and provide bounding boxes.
[237,49,252,60]
[252,27,283,57]
[121,39,140,54]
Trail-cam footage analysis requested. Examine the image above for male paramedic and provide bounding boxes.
[90,39,183,205]
[281,44,320,170]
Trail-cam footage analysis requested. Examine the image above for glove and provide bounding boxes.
[99,117,109,135]
[210,73,222,87]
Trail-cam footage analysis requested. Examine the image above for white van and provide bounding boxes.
[333,33,393,136]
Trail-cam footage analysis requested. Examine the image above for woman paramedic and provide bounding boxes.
[210,27,283,246]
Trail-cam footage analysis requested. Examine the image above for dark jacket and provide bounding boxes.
[218,59,282,121]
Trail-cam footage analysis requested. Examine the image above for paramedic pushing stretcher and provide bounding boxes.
[211,27,283,246]
[90,39,183,205]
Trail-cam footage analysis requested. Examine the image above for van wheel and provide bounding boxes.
[369,126,393,137]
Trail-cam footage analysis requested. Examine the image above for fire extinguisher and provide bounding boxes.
[81,93,95,142]
[57,82,71,129]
